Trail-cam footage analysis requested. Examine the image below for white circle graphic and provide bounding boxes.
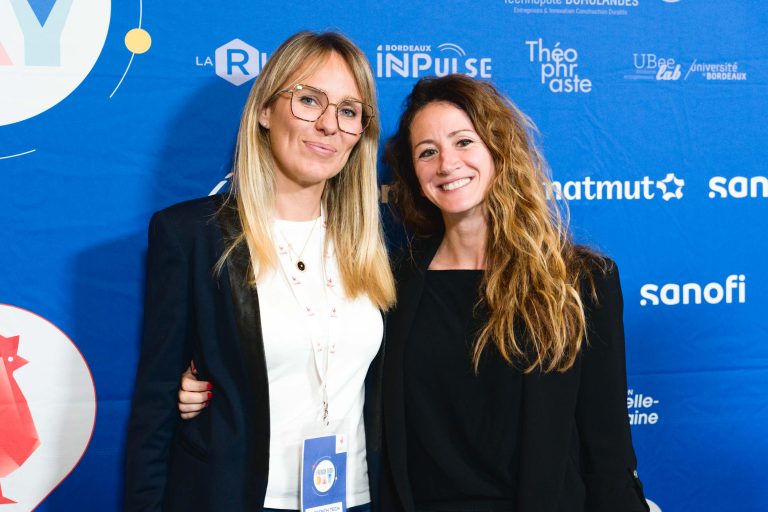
[313,459,336,494]
[0,0,111,126]
[647,498,662,512]
[0,304,96,510]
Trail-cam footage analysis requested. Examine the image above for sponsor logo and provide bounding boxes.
[0,0,111,125]
[312,459,336,493]
[0,304,96,508]
[209,172,232,196]
[626,54,747,83]
[709,175,768,199]
[526,38,591,93]
[506,0,639,16]
[196,38,268,86]
[549,172,684,201]
[376,42,492,78]
[639,274,746,306]
[626,53,681,81]
[684,58,747,81]
[627,388,660,426]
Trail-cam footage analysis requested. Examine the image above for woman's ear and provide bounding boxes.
[258,106,271,130]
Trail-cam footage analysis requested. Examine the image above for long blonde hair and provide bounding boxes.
[220,31,395,310]
[387,75,602,372]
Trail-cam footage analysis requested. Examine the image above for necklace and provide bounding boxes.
[275,217,320,272]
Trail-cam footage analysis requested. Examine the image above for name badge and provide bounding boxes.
[301,434,347,512]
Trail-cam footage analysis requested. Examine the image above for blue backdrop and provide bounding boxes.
[1,1,766,510]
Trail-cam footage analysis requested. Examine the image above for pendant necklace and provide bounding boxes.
[276,216,320,272]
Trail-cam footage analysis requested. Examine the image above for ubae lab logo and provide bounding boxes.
[0,0,110,126]
[505,0,639,17]
[197,38,268,86]
[0,304,96,510]
[626,53,747,82]
[526,39,591,93]
[376,42,492,79]
[639,274,746,306]
[549,172,684,201]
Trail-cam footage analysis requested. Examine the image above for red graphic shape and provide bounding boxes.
[0,335,41,504]
[0,43,12,66]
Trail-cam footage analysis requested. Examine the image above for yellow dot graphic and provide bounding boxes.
[125,28,151,54]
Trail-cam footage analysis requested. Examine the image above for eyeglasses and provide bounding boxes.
[274,84,374,135]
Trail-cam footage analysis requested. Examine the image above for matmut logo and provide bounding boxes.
[0,0,110,125]
[549,173,685,201]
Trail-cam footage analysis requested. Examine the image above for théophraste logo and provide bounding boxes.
[639,274,746,306]
[376,42,492,79]
[0,0,110,126]
[0,304,96,509]
[549,172,684,201]
[526,38,591,93]
[196,38,268,86]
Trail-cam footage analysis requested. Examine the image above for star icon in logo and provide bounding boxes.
[656,173,685,201]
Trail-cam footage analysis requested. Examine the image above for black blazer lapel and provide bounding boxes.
[517,361,581,512]
[383,237,441,512]
[218,204,271,481]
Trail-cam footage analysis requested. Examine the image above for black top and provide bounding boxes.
[403,270,522,512]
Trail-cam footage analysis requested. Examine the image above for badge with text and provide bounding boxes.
[301,434,347,512]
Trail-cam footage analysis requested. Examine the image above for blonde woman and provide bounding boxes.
[125,31,395,512]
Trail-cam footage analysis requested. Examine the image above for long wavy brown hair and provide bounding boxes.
[386,74,603,373]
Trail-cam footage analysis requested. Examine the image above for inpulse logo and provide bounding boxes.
[549,173,684,201]
[376,42,492,78]
[640,274,746,306]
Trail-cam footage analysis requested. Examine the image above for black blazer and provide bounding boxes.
[124,195,384,511]
[381,237,649,512]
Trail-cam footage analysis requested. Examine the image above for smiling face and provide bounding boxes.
[410,101,495,223]
[259,51,364,195]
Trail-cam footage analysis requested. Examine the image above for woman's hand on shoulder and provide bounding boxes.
[178,362,211,420]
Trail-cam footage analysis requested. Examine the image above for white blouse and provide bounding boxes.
[259,217,382,509]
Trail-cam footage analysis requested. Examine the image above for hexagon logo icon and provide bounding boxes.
[215,38,266,86]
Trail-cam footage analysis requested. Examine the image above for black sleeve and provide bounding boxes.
[576,260,650,512]
[124,210,193,511]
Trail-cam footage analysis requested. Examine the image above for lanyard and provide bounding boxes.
[273,217,340,426]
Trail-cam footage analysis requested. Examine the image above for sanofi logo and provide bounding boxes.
[0,0,111,125]
[708,175,768,199]
[640,274,746,306]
